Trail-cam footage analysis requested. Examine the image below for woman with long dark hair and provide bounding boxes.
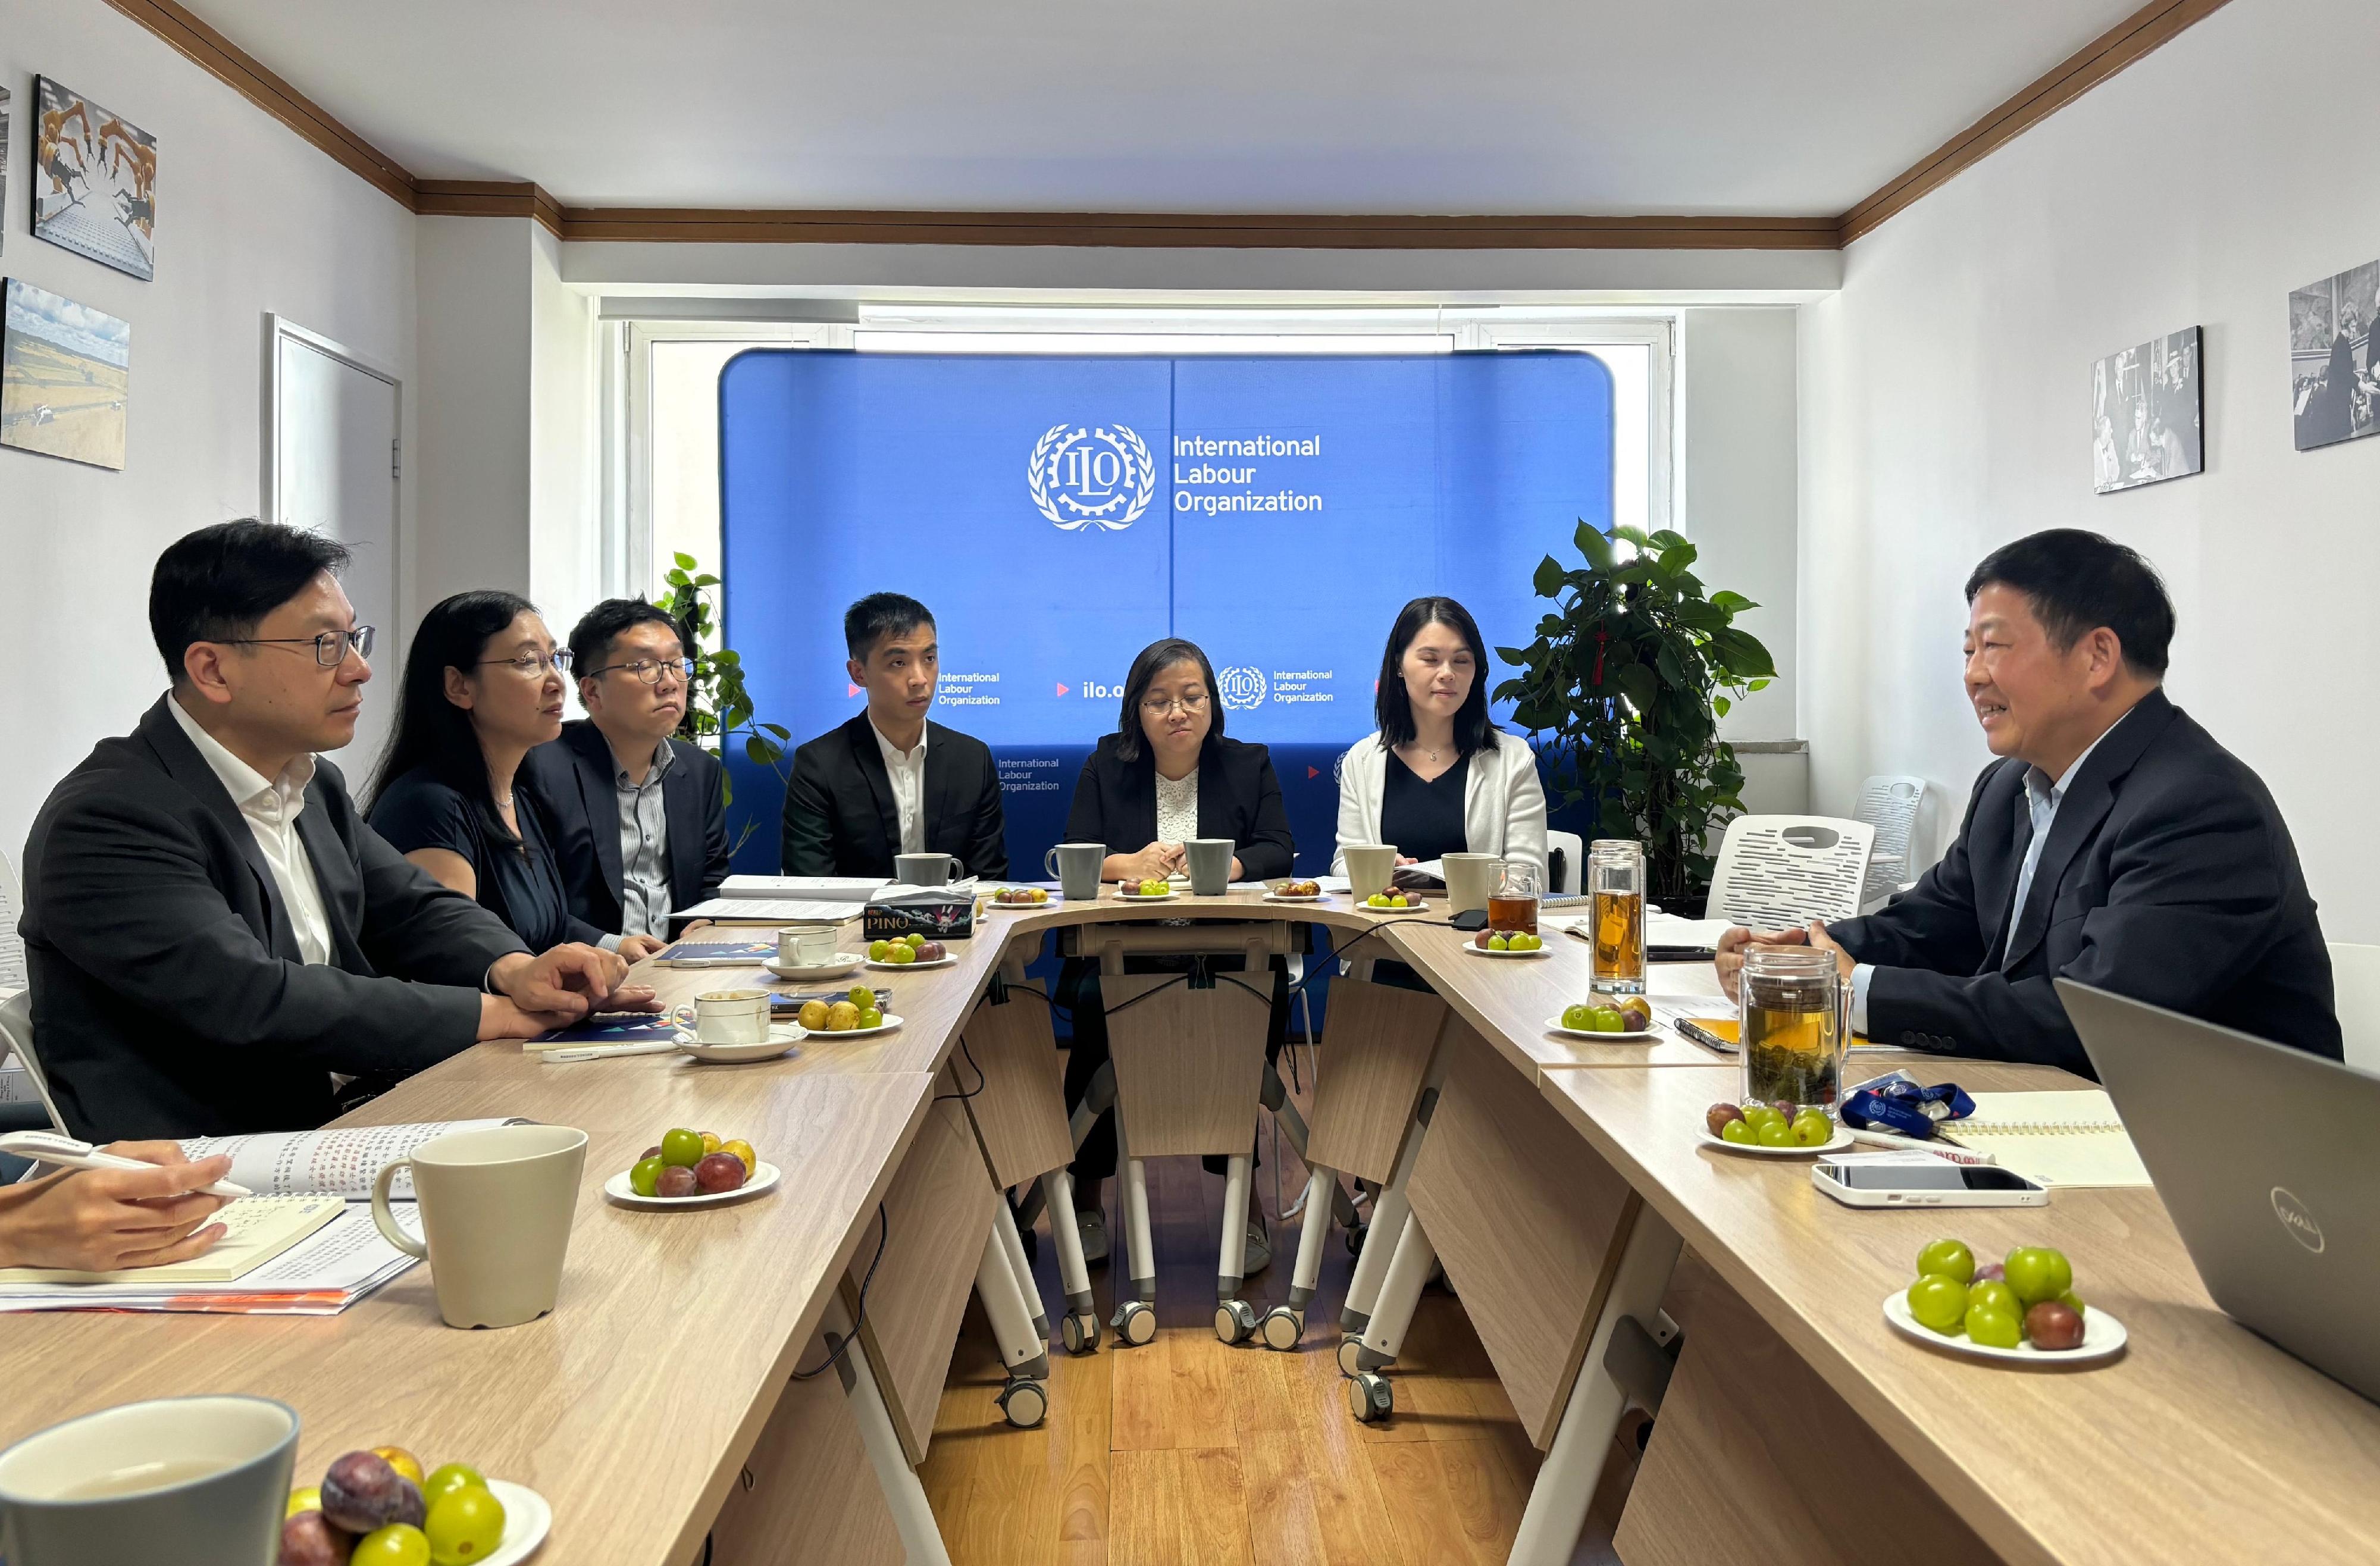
[1333,595,1545,879]
[367,593,644,956]
[1056,637,1297,1271]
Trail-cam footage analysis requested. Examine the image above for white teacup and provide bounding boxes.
[777,923,838,967]
[696,988,773,1044]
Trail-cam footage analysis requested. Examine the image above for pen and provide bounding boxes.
[0,1132,253,1198]
[1848,1127,1998,1165]
[543,1040,682,1063]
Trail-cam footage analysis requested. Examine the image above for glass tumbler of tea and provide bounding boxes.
[1738,947,1848,1114]
[1488,859,1540,938]
[1587,839,1646,994]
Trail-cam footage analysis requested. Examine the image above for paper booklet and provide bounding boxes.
[1936,1091,2154,1188]
[674,897,864,923]
[0,1202,424,1314]
[656,938,781,967]
[527,1011,685,1050]
[720,875,886,901]
[177,1119,525,1199]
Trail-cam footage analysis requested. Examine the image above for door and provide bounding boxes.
[267,320,402,774]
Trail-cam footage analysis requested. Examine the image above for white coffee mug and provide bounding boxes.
[777,923,837,967]
[696,988,772,1044]
[1344,842,1400,902]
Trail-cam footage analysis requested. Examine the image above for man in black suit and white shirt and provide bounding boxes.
[1718,529,2340,1076]
[21,522,654,1141]
[524,600,731,956]
[779,594,1008,881]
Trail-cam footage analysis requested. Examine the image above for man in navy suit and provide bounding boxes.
[524,600,730,956]
[1719,530,2340,1075]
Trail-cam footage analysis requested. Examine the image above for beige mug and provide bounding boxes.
[1344,842,1400,902]
[371,1124,587,1329]
[1441,853,1502,916]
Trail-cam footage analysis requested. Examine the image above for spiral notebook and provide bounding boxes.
[1936,1091,2153,1188]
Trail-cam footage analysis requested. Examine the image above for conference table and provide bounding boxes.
[3,887,2376,1566]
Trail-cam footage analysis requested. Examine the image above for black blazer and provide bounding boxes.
[1829,689,2340,1075]
[19,699,528,1141]
[780,715,1008,880]
[521,721,729,934]
[1063,734,1295,882]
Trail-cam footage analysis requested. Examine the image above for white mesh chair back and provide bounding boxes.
[0,990,65,1133]
[1544,830,1584,894]
[0,848,24,994]
[1852,776,1927,910]
[2328,944,2380,1075]
[1709,816,1877,931]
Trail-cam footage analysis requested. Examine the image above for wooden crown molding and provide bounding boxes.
[1838,0,2234,243]
[107,0,2234,253]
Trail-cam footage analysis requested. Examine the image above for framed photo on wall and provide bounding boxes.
[2,277,132,470]
[2290,260,2378,452]
[2093,326,2201,493]
[0,87,11,260]
[30,76,158,281]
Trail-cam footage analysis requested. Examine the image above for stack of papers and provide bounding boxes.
[0,1204,423,1316]
[678,875,885,923]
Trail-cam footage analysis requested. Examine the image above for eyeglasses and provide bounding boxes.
[221,627,375,667]
[477,649,574,676]
[585,656,695,686]
[1141,693,1210,716]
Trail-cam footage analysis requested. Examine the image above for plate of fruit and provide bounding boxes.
[989,887,1055,906]
[1546,997,1656,1039]
[607,1128,778,1208]
[1699,1101,1854,1156]
[1357,891,1427,913]
[1465,929,1548,956]
[281,1445,549,1566]
[1116,878,1176,900]
[1265,879,1326,901]
[866,932,955,968]
[1884,1239,2123,1365]
[793,989,905,1037]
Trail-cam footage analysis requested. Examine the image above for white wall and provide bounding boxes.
[1683,306,1799,746]
[1799,0,2380,937]
[413,216,533,607]
[528,224,602,641]
[0,4,416,855]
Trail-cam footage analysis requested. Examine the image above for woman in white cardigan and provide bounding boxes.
[1333,596,1548,881]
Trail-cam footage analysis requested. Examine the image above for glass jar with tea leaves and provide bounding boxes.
[1738,947,1848,1113]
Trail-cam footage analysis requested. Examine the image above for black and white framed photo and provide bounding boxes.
[30,76,157,281]
[2093,326,2201,493]
[2290,260,2378,452]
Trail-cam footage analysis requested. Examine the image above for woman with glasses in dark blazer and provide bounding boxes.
[1057,637,1297,1274]
[367,591,622,957]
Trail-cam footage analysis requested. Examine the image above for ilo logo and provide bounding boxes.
[1028,422,1155,531]
[2270,1186,2325,1253]
[1216,666,1268,711]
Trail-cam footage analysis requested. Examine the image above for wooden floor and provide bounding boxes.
[919,1048,1637,1565]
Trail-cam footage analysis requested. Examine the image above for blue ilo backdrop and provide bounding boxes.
[716,348,1614,895]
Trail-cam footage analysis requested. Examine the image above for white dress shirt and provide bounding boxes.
[167,694,335,966]
[871,718,928,856]
[1850,713,2129,1034]
[605,739,677,948]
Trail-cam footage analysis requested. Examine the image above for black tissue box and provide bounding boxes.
[863,895,975,941]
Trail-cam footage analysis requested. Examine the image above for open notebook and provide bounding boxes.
[1935,1091,2154,1188]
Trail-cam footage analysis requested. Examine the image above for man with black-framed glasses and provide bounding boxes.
[20,521,654,1141]
[523,599,729,948]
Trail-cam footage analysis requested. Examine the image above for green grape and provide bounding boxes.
[352,1524,433,1566]
[1914,1239,1975,1286]
[628,1157,665,1197]
[1906,1273,1968,1334]
[2003,1247,2074,1307]
[1561,1004,1592,1031]
[1964,1307,2022,1349]
[1488,933,1509,950]
[867,939,890,961]
[659,1129,704,1168]
[1589,1008,1626,1033]
[905,932,925,947]
[2057,1289,2087,1318]
[1966,1280,2019,1323]
[1791,1113,1833,1146]
[858,1009,884,1030]
[424,1484,507,1565]
[1720,1118,1756,1145]
[421,1464,483,1505]
[1755,1120,1793,1147]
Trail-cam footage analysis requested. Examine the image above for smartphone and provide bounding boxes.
[1811,1158,2049,1208]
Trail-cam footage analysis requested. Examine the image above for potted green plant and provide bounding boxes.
[1494,522,1775,909]
[653,552,790,826]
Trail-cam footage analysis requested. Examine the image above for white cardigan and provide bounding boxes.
[1330,730,1548,879]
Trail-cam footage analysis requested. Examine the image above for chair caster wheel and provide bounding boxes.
[1112,1299,1157,1346]
[1214,1298,1258,1345]
[1348,1371,1393,1423]
[1258,1305,1303,1351]
[996,1376,1048,1429]
[1345,1217,1368,1257]
[1336,1335,1368,1378]
[1060,1310,1101,1355]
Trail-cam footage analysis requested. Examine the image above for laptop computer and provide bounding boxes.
[2056,979,2379,1404]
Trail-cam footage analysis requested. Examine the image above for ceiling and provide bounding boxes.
[184,0,2147,215]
